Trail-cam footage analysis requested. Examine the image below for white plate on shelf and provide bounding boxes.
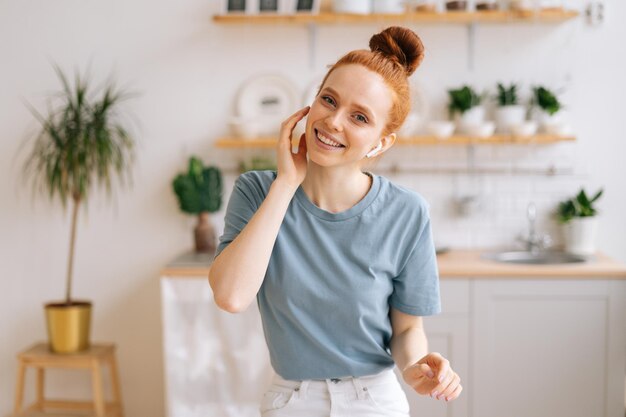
[235,74,299,137]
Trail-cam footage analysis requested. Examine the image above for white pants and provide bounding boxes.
[259,367,411,417]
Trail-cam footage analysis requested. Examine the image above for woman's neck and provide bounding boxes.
[299,164,372,214]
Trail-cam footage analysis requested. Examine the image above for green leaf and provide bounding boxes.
[532,86,561,115]
[496,82,519,106]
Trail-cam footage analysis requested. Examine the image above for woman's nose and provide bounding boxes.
[324,111,344,132]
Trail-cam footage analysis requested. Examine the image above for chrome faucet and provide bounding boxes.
[516,202,552,253]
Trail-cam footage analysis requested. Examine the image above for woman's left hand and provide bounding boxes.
[401,352,463,402]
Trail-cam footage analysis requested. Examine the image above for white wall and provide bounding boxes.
[1,0,625,416]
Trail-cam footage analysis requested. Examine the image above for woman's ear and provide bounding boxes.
[365,133,396,159]
[380,133,396,152]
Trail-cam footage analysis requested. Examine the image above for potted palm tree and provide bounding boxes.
[21,63,137,353]
[556,188,603,256]
[172,156,223,254]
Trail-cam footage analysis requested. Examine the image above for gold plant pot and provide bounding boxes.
[44,301,92,353]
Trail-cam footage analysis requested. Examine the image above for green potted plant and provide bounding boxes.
[21,63,137,353]
[447,85,493,137]
[530,85,567,134]
[494,82,528,134]
[555,188,603,256]
[172,156,223,254]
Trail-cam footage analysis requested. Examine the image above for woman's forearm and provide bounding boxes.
[390,326,430,372]
[209,179,297,313]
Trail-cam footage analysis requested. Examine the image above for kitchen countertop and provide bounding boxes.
[160,249,626,279]
[436,249,626,279]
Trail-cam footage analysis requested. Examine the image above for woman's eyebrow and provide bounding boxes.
[321,87,375,121]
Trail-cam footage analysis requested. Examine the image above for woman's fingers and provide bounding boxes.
[280,106,310,142]
[445,381,463,402]
[443,372,461,399]
[412,363,433,379]
[275,109,310,188]
[296,133,307,156]
[431,371,460,401]
[432,354,450,383]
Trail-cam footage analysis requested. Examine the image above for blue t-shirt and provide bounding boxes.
[214,170,441,380]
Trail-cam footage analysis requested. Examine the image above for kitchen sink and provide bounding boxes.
[481,250,590,265]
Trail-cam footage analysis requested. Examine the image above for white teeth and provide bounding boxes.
[316,130,343,147]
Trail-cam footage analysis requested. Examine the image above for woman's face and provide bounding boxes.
[304,64,394,167]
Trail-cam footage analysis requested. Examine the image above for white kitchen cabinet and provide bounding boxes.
[471,279,626,417]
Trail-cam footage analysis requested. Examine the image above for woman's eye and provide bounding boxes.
[321,96,335,106]
[355,114,368,123]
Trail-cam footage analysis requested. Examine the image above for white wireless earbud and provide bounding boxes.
[365,142,383,158]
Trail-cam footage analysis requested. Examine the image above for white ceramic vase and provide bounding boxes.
[562,217,599,256]
[495,105,526,133]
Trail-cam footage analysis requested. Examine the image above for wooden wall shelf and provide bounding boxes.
[215,134,575,148]
[212,9,579,25]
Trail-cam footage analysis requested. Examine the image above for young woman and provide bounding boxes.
[209,26,462,417]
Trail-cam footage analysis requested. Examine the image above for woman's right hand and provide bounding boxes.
[276,106,310,190]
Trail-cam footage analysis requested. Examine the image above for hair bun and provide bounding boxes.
[369,26,425,76]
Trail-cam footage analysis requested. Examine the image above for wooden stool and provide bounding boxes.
[13,342,124,417]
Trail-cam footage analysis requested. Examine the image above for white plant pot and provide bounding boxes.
[332,0,372,14]
[373,0,405,13]
[495,105,526,133]
[531,107,564,133]
[562,217,599,256]
[454,106,486,134]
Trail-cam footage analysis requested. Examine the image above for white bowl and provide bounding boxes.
[463,121,495,138]
[510,121,538,137]
[426,121,455,139]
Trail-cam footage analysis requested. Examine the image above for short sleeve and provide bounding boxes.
[389,215,442,316]
[213,174,259,261]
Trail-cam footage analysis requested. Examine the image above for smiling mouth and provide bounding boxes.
[314,129,345,148]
